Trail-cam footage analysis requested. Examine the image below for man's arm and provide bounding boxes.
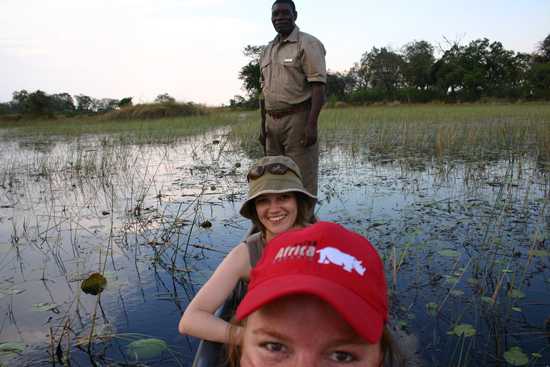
[303,82,326,147]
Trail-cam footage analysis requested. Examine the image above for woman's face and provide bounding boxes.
[240,295,383,367]
[254,192,298,241]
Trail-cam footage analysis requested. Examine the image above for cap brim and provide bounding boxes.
[235,274,384,344]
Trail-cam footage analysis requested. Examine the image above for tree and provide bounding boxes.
[432,43,465,100]
[527,63,550,99]
[0,103,11,115]
[26,90,53,116]
[118,97,133,108]
[485,42,528,98]
[234,45,265,108]
[12,90,30,113]
[326,72,355,101]
[155,93,176,104]
[402,40,435,90]
[75,94,95,113]
[50,93,76,114]
[534,33,550,63]
[360,47,405,98]
[96,98,119,113]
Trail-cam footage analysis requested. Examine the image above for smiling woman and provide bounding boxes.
[178,155,316,344]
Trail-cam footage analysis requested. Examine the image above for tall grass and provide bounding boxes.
[0,112,245,145]
[2,103,550,162]
[230,103,550,163]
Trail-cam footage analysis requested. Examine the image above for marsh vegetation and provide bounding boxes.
[0,104,549,366]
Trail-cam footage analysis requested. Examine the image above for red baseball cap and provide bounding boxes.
[236,221,388,344]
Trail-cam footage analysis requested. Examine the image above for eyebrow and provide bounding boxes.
[251,328,367,347]
[251,328,290,341]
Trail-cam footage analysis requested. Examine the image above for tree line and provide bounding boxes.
[231,33,550,108]
[0,91,179,119]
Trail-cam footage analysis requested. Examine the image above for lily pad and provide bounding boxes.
[438,249,460,258]
[0,342,25,356]
[81,273,107,295]
[450,323,476,337]
[445,275,459,285]
[508,289,525,299]
[503,346,529,366]
[396,320,408,329]
[32,303,58,312]
[127,338,168,360]
[426,302,439,316]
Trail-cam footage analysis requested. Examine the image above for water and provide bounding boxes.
[0,132,549,366]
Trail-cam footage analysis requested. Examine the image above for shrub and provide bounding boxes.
[101,102,207,120]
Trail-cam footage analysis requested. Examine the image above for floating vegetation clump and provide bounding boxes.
[81,273,107,296]
[127,338,168,361]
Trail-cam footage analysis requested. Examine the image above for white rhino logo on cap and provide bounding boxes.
[316,247,366,275]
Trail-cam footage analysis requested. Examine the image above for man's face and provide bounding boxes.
[271,3,296,37]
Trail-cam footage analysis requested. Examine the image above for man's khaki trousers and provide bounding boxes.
[265,108,319,197]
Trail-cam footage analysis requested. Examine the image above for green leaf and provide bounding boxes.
[531,352,542,358]
[450,290,464,297]
[81,273,107,296]
[0,342,25,356]
[445,275,459,285]
[503,346,529,366]
[396,320,408,329]
[438,249,460,258]
[32,303,58,312]
[508,289,525,299]
[127,338,168,360]
[467,278,480,286]
[512,307,522,312]
[426,302,438,316]
[451,323,476,337]
[481,296,495,305]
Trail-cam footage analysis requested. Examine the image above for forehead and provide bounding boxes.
[255,191,296,200]
[271,3,294,13]
[253,295,358,335]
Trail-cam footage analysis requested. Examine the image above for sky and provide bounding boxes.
[1,0,548,106]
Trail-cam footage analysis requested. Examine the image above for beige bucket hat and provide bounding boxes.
[239,156,317,219]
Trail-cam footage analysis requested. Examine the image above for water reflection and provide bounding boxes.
[0,131,549,366]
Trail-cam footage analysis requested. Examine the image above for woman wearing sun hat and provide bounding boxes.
[228,221,406,367]
[179,155,317,343]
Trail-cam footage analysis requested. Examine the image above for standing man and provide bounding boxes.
[259,0,326,196]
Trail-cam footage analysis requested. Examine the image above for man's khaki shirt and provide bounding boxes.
[260,26,326,111]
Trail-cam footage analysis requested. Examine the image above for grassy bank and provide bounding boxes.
[232,103,550,163]
[2,103,550,162]
[0,112,246,144]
